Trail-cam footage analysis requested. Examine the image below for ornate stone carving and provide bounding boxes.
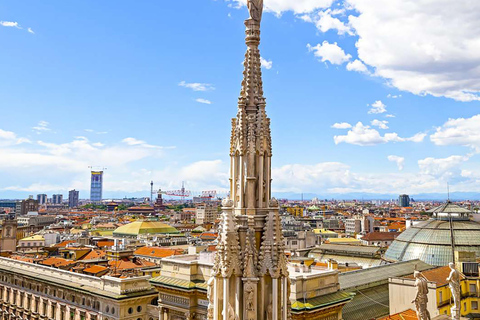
[447,262,461,320]
[412,271,431,320]
[247,0,263,22]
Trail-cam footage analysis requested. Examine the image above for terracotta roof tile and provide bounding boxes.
[378,309,417,320]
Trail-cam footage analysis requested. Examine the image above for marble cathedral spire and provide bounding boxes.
[208,1,290,319]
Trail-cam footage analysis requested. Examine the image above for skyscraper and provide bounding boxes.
[90,171,103,202]
[68,189,79,208]
[36,194,47,205]
[208,1,290,319]
[399,194,410,207]
[52,194,63,205]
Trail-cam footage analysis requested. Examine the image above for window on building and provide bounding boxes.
[472,301,478,310]
[128,307,133,314]
[470,284,477,293]
[137,306,142,312]
[439,291,443,303]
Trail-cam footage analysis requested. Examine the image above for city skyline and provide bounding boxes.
[1,0,480,199]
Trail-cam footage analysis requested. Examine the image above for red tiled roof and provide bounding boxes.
[97,240,114,248]
[54,240,76,248]
[378,309,417,320]
[40,257,75,268]
[80,249,106,260]
[83,265,108,274]
[134,246,184,258]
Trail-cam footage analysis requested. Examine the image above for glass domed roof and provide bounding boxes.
[384,203,480,266]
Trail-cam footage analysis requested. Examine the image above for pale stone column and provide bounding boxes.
[272,278,278,320]
[235,276,241,316]
[282,277,288,320]
[164,308,169,320]
[223,278,229,320]
[213,278,219,320]
[259,278,265,320]
[159,306,164,320]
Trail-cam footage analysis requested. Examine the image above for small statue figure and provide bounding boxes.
[222,303,238,320]
[412,271,431,320]
[247,0,263,22]
[447,262,461,319]
[245,283,255,311]
[207,275,215,319]
[266,303,272,320]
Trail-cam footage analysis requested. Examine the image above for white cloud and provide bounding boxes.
[344,0,480,101]
[307,41,351,65]
[346,59,369,73]
[0,129,30,146]
[385,114,396,118]
[418,155,469,177]
[32,120,51,134]
[388,155,405,171]
[260,57,273,69]
[371,119,388,129]
[315,9,352,35]
[121,137,169,149]
[387,94,401,99]
[27,27,34,34]
[196,98,212,105]
[331,122,352,129]
[333,122,425,146]
[368,100,387,114]
[179,81,215,92]
[0,21,19,28]
[430,114,480,151]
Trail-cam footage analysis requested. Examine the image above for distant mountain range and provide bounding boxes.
[271,192,480,201]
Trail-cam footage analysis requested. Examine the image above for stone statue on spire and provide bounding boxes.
[247,0,263,22]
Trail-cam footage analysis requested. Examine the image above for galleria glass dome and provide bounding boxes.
[384,202,480,266]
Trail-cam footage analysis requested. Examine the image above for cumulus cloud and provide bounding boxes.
[333,122,425,146]
[27,27,34,34]
[371,119,389,129]
[260,57,273,69]
[315,9,352,35]
[367,100,387,114]
[346,59,369,74]
[430,114,480,151]
[195,98,212,105]
[331,122,352,129]
[388,155,405,171]
[307,41,351,65]
[179,81,215,92]
[418,155,469,177]
[345,0,480,101]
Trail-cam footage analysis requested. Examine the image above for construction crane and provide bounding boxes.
[158,182,191,202]
[199,190,217,200]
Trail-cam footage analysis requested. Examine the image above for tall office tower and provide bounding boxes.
[208,1,290,319]
[52,194,63,205]
[399,194,410,207]
[90,171,103,203]
[68,189,80,208]
[36,194,47,205]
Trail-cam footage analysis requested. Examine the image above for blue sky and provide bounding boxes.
[1,0,480,199]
